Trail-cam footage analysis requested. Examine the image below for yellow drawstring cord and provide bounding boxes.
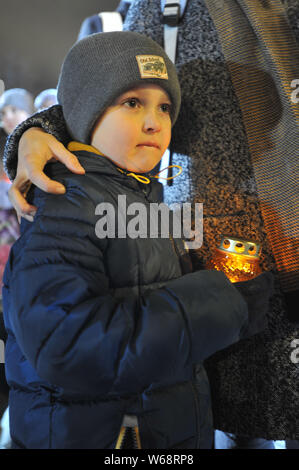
[154,164,183,181]
[116,168,151,184]
[116,165,182,184]
[67,141,183,185]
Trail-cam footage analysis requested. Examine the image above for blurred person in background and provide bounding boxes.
[0,89,34,140]
[34,89,57,113]
[77,0,132,39]
[0,88,34,442]
[0,87,34,272]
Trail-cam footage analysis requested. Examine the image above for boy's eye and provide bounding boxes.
[124,98,139,108]
[122,98,172,113]
[160,103,172,113]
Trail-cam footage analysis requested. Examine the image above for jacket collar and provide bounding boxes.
[68,142,154,185]
[47,141,164,203]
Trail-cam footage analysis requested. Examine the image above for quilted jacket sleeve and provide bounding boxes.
[3,105,70,181]
[4,187,248,396]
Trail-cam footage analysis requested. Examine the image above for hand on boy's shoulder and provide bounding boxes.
[9,128,85,223]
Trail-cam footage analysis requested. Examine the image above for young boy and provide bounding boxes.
[2,31,272,449]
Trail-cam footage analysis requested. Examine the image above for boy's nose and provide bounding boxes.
[143,110,161,133]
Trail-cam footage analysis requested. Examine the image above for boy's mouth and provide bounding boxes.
[137,142,160,149]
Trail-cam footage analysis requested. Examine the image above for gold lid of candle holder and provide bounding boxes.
[218,235,261,259]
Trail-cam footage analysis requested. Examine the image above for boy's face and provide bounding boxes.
[0,105,30,135]
[90,84,172,173]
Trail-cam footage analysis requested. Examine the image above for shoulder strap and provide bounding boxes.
[161,0,189,63]
[98,11,123,32]
[159,1,189,185]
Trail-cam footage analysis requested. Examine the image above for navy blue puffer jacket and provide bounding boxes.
[2,149,248,449]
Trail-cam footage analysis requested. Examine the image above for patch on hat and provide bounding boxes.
[136,55,168,80]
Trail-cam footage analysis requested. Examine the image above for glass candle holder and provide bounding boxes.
[206,235,262,283]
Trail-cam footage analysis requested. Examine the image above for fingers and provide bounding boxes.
[50,140,85,174]
[10,132,85,223]
[26,140,85,193]
[28,168,66,194]
[8,183,37,223]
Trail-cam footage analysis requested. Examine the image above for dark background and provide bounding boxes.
[0,0,119,98]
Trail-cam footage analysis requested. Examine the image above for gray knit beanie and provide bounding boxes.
[57,31,181,144]
[0,88,34,115]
